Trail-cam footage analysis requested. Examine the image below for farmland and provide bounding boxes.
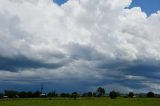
[0,97,160,106]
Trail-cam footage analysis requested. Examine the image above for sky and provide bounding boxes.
[129,0,160,16]
[53,0,68,5]
[0,0,160,94]
[54,0,160,15]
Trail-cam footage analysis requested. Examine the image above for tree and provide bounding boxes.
[18,91,33,98]
[147,92,155,98]
[71,92,79,100]
[0,93,3,98]
[4,90,18,98]
[82,92,92,97]
[60,93,69,97]
[128,92,134,98]
[27,91,33,98]
[33,91,41,97]
[92,92,97,97]
[19,91,27,98]
[109,91,119,99]
[47,91,57,97]
[87,92,93,97]
[96,87,105,96]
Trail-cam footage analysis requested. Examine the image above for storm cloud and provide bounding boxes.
[0,0,160,93]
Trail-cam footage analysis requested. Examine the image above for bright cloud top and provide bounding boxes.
[0,0,160,93]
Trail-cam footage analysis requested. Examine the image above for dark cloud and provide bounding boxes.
[0,0,160,93]
[122,61,160,78]
[0,55,66,72]
[68,43,105,61]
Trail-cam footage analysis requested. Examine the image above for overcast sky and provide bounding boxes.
[0,0,160,93]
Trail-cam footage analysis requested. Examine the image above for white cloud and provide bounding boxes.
[0,0,160,92]
[142,82,160,90]
[0,0,160,61]
[125,75,147,80]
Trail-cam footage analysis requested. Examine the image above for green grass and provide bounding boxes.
[0,97,160,106]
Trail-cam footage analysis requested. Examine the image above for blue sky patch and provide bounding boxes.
[53,0,160,15]
[129,0,160,15]
[53,0,68,5]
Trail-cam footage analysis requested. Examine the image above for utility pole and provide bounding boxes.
[40,83,43,94]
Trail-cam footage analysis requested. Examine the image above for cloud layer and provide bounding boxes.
[0,0,160,93]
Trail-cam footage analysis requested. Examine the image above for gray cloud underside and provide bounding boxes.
[0,56,67,71]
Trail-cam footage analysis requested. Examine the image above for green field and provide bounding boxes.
[0,98,160,106]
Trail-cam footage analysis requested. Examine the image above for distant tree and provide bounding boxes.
[18,91,33,98]
[33,91,41,97]
[82,92,92,97]
[47,91,57,97]
[147,92,155,98]
[128,92,134,98]
[65,93,70,97]
[92,92,97,97]
[19,91,27,98]
[82,92,87,97]
[61,93,66,97]
[109,91,119,99]
[71,92,79,100]
[96,87,105,96]
[87,92,93,97]
[4,90,18,98]
[0,93,3,98]
[60,93,69,97]
[27,91,33,98]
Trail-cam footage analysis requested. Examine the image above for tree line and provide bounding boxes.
[0,87,158,99]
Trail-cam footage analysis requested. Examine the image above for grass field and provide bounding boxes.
[0,97,160,106]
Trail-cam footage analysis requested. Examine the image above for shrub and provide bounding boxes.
[96,87,105,97]
[109,91,119,99]
[128,92,134,98]
[71,92,79,100]
[147,92,155,98]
